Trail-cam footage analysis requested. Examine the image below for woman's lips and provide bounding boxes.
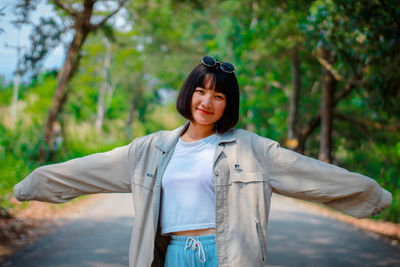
[197,108,213,115]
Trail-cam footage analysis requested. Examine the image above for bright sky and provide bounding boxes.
[0,0,64,84]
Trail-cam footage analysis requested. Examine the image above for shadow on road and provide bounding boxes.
[1,216,134,267]
[267,204,400,267]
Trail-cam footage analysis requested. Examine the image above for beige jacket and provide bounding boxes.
[14,123,392,267]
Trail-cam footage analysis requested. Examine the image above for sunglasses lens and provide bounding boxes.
[202,56,216,67]
[201,56,235,73]
[221,62,235,73]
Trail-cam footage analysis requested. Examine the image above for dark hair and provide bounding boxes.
[176,63,240,133]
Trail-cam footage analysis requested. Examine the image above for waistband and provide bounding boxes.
[170,234,216,246]
[169,234,215,264]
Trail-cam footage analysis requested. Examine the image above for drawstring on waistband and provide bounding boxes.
[184,237,206,263]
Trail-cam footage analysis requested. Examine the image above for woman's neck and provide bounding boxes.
[181,122,215,142]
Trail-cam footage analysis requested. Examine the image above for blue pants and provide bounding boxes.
[165,234,218,267]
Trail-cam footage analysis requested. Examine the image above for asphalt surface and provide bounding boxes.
[1,193,399,267]
[267,194,400,267]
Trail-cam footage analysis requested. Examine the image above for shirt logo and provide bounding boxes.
[234,164,242,172]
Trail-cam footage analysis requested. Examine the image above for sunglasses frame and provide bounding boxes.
[201,56,236,73]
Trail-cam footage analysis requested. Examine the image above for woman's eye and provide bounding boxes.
[196,89,205,94]
[216,95,225,100]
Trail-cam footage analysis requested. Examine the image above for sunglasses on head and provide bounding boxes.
[201,56,236,73]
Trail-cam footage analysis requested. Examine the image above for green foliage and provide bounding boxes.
[300,0,400,221]
[0,83,13,105]
[23,17,64,75]
[1,0,399,223]
[302,0,400,116]
[0,73,56,209]
[0,121,43,208]
[0,69,180,211]
[338,137,400,222]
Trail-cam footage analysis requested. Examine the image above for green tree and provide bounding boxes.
[16,0,127,156]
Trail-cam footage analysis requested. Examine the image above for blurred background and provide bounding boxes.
[0,0,399,224]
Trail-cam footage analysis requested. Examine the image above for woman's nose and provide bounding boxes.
[201,94,212,107]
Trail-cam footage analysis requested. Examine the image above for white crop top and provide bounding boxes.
[160,134,217,235]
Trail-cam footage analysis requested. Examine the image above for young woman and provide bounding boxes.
[14,56,392,267]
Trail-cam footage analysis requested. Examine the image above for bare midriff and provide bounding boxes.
[171,228,215,236]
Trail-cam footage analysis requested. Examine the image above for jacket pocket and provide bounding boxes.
[255,217,266,263]
[132,175,156,191]
[228,172,267,185]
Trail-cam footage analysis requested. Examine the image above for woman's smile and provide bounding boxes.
[196,107,213,115]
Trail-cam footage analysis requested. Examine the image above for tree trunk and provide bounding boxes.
[41,0,125,157]
[96,37,112,131]
[246,110,256,132]
[125,97,136,140]
[11,71,20,126]
[297,116,319,154]
[319,49,336,163]
[44,0,96,152]
[44,28,88,151]
[287,47,301,149]
[10,44,23,127]
[296,81,356,154]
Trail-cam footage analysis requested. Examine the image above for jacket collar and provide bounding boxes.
[154,121,236,152]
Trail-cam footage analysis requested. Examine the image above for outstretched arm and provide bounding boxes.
[14,142,136,203]
[264,140,392,218]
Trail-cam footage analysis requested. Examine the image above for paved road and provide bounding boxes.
[1,193,399,267]
[1,194,135,267]
[267,194,400,267]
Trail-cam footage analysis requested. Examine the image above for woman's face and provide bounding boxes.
[191,78,226,129]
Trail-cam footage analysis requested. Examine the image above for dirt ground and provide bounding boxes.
[0,194,102,258]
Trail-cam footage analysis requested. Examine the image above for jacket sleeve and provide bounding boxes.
[263,140,392,218]
[13,142,136,203]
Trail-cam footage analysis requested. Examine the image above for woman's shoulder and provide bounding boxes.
[130,129,172,146]
[230,128,277,145]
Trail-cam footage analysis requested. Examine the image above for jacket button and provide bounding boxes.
[214,171,219,177]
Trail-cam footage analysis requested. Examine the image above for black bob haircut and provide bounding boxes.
[176,63,240,133]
